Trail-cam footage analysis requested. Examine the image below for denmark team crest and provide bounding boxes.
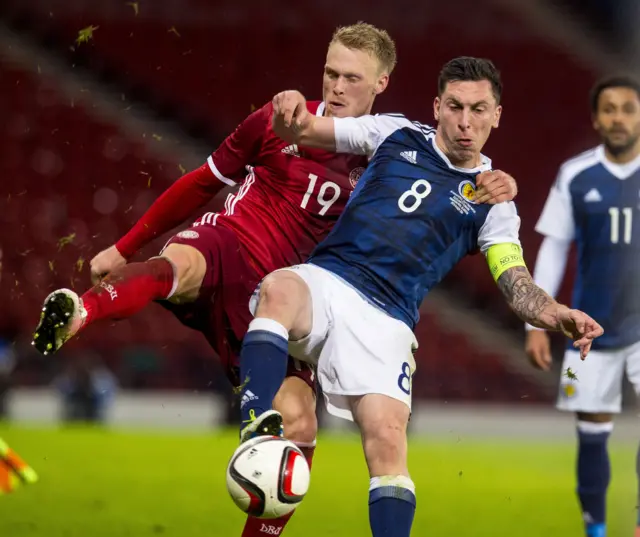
[349,167,365,189]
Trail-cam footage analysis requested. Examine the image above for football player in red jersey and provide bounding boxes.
[32,23,516,535]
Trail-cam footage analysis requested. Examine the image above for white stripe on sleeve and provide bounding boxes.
[207,155,237,186]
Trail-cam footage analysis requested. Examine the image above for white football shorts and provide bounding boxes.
[251,263,418,421]
[557,340,640,413]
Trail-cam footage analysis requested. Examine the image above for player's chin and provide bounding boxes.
[454,144,476,159]
[605,137,633,153]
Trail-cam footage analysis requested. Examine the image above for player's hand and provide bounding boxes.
[474,170,518,204]
[90,245,126,285]
[555,308,604,360]
[272,90,312,142]
[525,329,552,371]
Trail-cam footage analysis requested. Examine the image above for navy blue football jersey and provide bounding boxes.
[307,114,521,329]
[536,146,640,349]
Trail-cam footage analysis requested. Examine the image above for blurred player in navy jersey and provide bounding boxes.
[30,23,516,536]
[526,75,640,537]
[236,57,604,537]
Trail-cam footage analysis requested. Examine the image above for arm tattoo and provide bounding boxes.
[496,266,556,328]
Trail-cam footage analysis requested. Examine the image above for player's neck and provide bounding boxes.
[603,143,640,165]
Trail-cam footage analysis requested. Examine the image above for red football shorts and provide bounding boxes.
[160,224,315,390]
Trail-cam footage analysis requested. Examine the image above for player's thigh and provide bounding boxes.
[351,393,410,477]
[557,348,626,414]
[160,226,231,303]
[251,265,332,362]
[273,365,317,445]
[159,243,206,302]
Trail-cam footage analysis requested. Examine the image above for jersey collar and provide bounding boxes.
[596,144,640,180]
[317,102,326,116]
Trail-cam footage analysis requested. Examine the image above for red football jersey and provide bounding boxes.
[194,101,367,276]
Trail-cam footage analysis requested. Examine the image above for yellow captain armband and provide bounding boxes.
[486,243,526,282]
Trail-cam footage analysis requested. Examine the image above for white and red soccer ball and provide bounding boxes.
[226,436,311,519]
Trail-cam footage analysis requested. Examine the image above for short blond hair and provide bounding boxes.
[330,22,397,75]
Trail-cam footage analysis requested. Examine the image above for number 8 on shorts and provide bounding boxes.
[397,361,415,396]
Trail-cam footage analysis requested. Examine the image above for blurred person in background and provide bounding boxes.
[53,351,117,423]
[0,247,15,420]
[525,75,640,537]
[0,338,16,420]
[31,22,515,537]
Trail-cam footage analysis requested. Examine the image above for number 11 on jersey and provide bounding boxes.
[300,173,341,216]
[609,206,632,244]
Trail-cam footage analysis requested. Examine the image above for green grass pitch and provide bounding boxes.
[0,424,635,536]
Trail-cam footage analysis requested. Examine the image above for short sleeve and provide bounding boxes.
[477,202,522,253]
[334,114,423,158]
[534,168,575,241]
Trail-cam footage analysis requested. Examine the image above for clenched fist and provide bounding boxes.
[90,245,126,285]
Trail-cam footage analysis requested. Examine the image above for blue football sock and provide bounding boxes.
[368,476,416,537]
[576,421,612,535]
[239,318,289,427]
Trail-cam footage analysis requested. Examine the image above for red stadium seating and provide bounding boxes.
[0,60,223,389]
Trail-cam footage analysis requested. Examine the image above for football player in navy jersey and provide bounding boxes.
[236,57,604,537]
[526,75,640,537]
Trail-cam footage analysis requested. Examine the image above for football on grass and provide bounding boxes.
[226,436,310,518]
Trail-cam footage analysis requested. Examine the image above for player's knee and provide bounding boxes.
[160,244,206,302]
[273,377,317,445]
[258,272,307,312]
[257,272,311,335]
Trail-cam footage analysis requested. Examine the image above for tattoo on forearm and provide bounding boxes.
[497,266,555,326]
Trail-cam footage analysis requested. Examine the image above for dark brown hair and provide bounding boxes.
[590,75,640,112]
[438,57,502,104]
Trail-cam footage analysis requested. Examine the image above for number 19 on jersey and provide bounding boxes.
[300,173,341,215]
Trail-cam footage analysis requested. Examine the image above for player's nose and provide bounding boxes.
[459,109,471,129]
[333,77,347,95]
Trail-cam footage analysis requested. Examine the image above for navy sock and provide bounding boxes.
[576,421,612,534]
[239,318,289,426]
[368,476,416,537]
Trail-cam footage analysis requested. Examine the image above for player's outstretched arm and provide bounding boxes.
[272,90,337,150]
[495,265,603,358]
